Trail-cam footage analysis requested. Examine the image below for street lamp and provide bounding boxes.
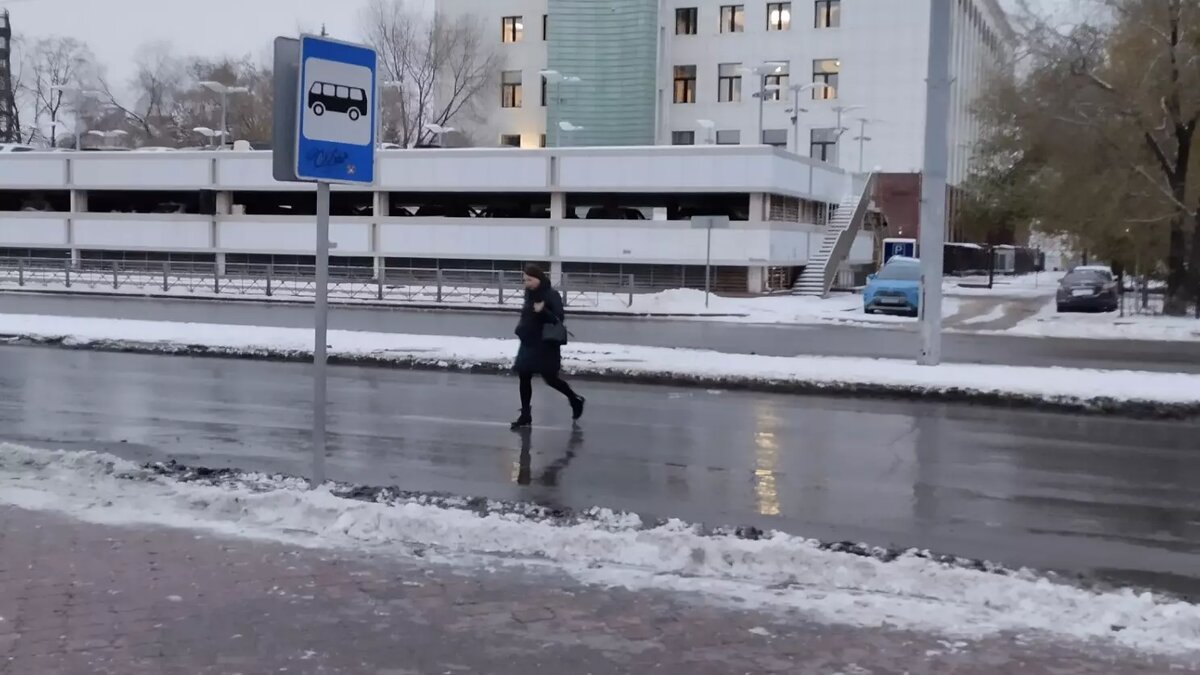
[852,117,880,173]
[540,69,583,147]
[192,126,220,149]
[198,81,249,149]
[49,85,103,150]
[423,123,456,148]
[740,62,787,146]
[786,83,834,154]
[558,120,584,147]
[696,119,715,145]
[830,104,866,168]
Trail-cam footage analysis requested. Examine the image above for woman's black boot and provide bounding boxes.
[510,409,532,430]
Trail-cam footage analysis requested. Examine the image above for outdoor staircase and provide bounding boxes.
[793,173,876,297]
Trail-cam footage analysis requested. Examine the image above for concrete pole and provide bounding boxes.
[791,87,801,153]
[918,0,953,366]
[756,75,765,145]
[219,89,229,149]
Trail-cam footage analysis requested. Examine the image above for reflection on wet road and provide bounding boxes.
[1,344,1198,593]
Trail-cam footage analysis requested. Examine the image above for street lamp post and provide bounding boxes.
[558,120,584,147]
[539,70,582,147]
[853,117,876,172]
[830,104,866,168]
[192,126,219,149]
[786,82,832,154]
[423,123,456,148]
[198,81,249,149]
[741,62,786,145]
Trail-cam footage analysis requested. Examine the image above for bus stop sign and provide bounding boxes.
[294,34,378,184]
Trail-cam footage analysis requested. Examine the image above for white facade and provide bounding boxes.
[444,0,1011,183]
[0,147,875,289]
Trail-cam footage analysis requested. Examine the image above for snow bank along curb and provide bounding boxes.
[2,313,1198,418]
[2,443,1199,659]
[0,286,749,319]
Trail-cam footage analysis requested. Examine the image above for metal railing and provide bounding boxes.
[0,257,637,308]
[820,173,877,296]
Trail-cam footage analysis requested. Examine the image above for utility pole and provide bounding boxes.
[918,0,952,366]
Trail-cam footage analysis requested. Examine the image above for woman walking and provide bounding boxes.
[510,265,585,430]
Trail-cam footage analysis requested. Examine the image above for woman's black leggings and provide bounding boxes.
[519,371,578,410]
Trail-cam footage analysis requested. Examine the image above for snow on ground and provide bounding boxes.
[595,288,958,326]
[1,313,1198,411]
[944,273,1059,299]
[1005,298,1200,342]
[2,442,1199,657]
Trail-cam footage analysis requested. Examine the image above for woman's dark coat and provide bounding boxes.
[513,276,565,375]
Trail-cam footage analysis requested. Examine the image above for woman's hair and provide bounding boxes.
[523,264,546,280]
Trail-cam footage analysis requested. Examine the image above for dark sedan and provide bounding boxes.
[1056,268,1119,312]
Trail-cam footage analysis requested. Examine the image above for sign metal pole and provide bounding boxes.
[312,181,331,487]
[276,33,378,488]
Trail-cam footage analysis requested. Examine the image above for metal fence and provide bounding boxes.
[0,257,637,308]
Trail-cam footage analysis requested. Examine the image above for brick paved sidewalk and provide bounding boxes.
[0,505,1193,675]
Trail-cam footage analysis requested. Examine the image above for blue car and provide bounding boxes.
[864,256,921,317]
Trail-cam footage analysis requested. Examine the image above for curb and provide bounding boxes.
[6,334,1198,420]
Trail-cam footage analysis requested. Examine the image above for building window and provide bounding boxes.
[762,128,788,147]
[501,70,522,108]
[812,58,839,99]
[543,14,548,40]
[672,131,696,145]
[717,63,742,103]
[767,2,791,31]
[676,7,698,35]
[720,5,744,33]
[673,65,697,103]
[764,61,788,100]
[500,134,521,147]
[540,75,548,106]
[815,0,840,28]
[501,16,523,43]
[810,127,837,161]
[716,129,741,145]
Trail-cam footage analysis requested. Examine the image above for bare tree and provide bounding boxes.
[21,36,97,147]
[361,0,499,147]
[101,41,187,144]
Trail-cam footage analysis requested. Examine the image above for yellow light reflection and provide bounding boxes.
[753,405,781,517]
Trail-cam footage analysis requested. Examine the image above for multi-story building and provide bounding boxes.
[445,0,1012,185]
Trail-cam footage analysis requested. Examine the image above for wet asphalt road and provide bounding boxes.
[4,292,1200,372]
[2,344,1198,595]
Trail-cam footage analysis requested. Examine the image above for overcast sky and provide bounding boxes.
[5,0,432,84]
[7,0,1074,87]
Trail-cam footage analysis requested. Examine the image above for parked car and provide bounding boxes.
[1057,267,1119,312]
[864,256,922,317]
